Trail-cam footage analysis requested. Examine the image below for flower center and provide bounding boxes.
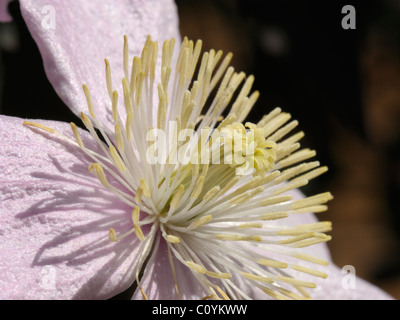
[23,35,333,300]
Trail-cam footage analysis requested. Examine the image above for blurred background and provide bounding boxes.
[1,0,400,299]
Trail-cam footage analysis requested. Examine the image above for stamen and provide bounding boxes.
[164,234,181,244]
[112,90,119,123]
[134,223,146,241]
[229,186,264,205]
[256,259,288,269]
[263,112,291,138]
[215,176,241,198]
[123,35,129,79]
[292,235,331,248]
[132,206,140,224]
[268,120,298,142]
[277,149,316,169]
[277,222,332,236]
[260,212,289,221]
[169,184,185,210]
[262,286,291,300]
[114,123,124,151]
[122,77,133,115]
[242,272,274,284]
[109,228,118,242]
[191,175,205,199]
[140,178,151,197]
[292,205,328,214]
[186,261,206,274]
[82,84,95,118]
[125,112,133,141]
[205,271,232,279]
[188,214,213,229]
[130,56,141,98]
[89,163,110,188]
[257,107,281,127]
[80,112,94,130]
[290,265,328,279]
[259,195,292,207]
[135,187,143,204]
[109,145,126,172]
[157,84,167,129]
[291,166,329,183]
[237,223,263,229]
[277,288,308,300]
[23,121,55,133]
[215,234,262,242]
[201,295,216,300]
[292,253,330,266]
[105,59,113,98]
[272,179,309,196]
[278,232,315,245]
[215,286,230,300]
[202,186,220,202]
[275,275,316,289]
[70,123,84,148]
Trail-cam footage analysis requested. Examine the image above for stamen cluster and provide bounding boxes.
[24,35,333,300]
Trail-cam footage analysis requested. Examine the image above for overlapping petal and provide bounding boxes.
[0,115,142,299]
[18,0,180,131]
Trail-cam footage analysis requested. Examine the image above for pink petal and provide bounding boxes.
[0,115,142,299]
[132,236,209,300]
[313,264,393,300]
[0,0,12,22]
[18,0,180,131]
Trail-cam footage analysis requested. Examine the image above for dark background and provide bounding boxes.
[1,0,400,298]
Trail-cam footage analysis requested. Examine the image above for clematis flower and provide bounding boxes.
[0,0,392,300]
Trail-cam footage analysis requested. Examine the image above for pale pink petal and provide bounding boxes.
[0,115,142,299]
[0,0,12,22]
[18,0,180,131]
[313,264,393,300]
[132,236,209,300]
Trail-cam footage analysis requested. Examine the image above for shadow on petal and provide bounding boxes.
[11,130,140,298]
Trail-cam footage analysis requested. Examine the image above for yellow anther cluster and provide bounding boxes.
[219,122,277,175]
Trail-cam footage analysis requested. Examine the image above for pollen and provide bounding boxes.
[23,35,333,300]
